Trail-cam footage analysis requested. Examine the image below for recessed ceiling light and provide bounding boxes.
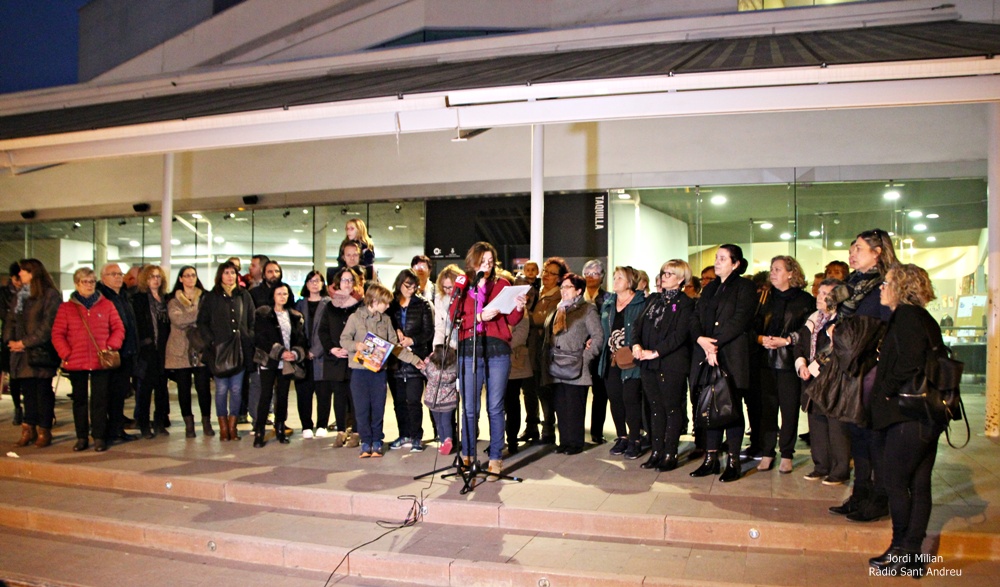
[213,236,225,244]
[293,229,304,233]
[617,192,632,200]
[903,238,914,244]
[192,213,202,219]
[888,231,895,236]
[927,236,937,242]
[147,218,155,223]
[129,240,140,247]
[779,232,792,240]
[809,230,821,237]
[925,213,939,219]
[302,209,309,214]
[387,226,394,231]
[908,210,923,218]
[331,228,338,232]
[170,239,180,246]
[913,223,927,231]
[883,190,901,201]
[710,195,727,205]
[760,222,773,230]
[834,241,843,247]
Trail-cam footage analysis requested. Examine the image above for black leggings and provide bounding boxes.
[294,365,333,430]
[391,375,425,440]
[172,367,212,419]
[760,368,802,459]
[879,420,940,551]
[257,368,292,433]
[641,369,688,455]
[331,379,354,431]
[605,367,642,442]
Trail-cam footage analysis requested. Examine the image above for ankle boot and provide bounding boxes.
[34,427,52,448]
[657,454,679,472]
[140,421,155,439]
[719,452,742,483]
[253,430,266,448]
[183,415,196,438]
[689,451,720,477]
[14,423,37,447]
[154,419,170,436]
[201,417,216,437]
[228,416,240,440]
[640,451,664,469]
[218,417,230,441]
[275,421,289,444]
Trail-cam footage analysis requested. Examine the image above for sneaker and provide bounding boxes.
[439,437,453,455]
[822,477,847,486]
[804,470,826,481]
[410,440,425,452]
[389,437,412,450]
[302,429,314,439]
[623,440,644,460]
[371,441,384,457]
[315,428,327,438]
[609,437,628,456]
[359,443,372,458]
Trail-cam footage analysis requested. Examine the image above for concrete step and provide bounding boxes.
[2,476,995,587]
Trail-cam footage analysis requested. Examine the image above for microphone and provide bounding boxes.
[448,273,469,322]
[475,271,485,282]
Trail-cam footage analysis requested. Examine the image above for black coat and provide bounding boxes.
[197,286,255,373]
[318,300,361,381]
[131,292,171,368]
[253,306,307,372]
[388,295,434,378]
[632,292,694,375]
[690,276,757,389]
[97,282,138,358]
[752,287,815,370]
[870,305,943,430]
[804,314,886,426]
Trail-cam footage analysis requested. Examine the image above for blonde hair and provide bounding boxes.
[886,264,936,308]
[771,255,808,289]
[613,266,640,291]
[346,218,374,251]
[435,264,463,298]
[660,259,692,285]
[73,267,96,284]
[364,283,393,307]
[137,264,167,296]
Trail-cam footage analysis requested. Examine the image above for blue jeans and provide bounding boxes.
[214,373,243,417]
[431,410,454,442]
[459,354,510,460]
[350,368,388,446]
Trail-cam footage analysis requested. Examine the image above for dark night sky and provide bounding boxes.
[0,0,92,95]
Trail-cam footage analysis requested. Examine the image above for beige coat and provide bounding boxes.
[165,289,203,370]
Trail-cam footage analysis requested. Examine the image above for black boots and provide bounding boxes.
[719,452,742,483]
[657,454,679,472]
[183,415,196,438]
[275,421,289,444]
[690,451,720,477]
[640,451,664,469]
[201,417,216,437]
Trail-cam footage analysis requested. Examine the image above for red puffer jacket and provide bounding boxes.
[52,294,125,371]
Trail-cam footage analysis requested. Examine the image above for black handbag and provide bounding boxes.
[26,341,61,369]
[897,328,968,447]
[210,331,244,377]
[694,362,738,430]
[548,347,583,380]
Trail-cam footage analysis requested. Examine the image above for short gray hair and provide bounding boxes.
[582,259,605,278]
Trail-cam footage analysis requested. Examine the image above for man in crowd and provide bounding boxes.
[700,265,716,288]
[247,254,269,290]
[97,263,139,443]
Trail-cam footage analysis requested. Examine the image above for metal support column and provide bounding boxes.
[985,104,999,437]
[161,153,174,280]
[530,124,544,263]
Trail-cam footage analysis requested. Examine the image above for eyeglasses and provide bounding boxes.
[543,270,561,276]
[401,282,417,290]
[106,272,124,277]
[79,279,97,285]
[307,278,324,284]
[583,271,601,278]
[149,274,162,280]
[559,285,577,290]
[442,285,454,293]
[340,277,355,284]
[181,273,197,279]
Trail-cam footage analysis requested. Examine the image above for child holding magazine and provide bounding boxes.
[421,344,458,455]
[340,284,424,457]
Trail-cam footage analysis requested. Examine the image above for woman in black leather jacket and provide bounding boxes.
[131,265,171,439]
[751,255,814,473]
[387,269,434,452]
[689,244,757,483]
[252,283,306,447]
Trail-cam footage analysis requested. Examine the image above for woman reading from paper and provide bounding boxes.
[456,242,526,479]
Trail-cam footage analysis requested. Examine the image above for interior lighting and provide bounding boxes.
[192,213,202,219]
[147,218,155,223]
[302,209,309,214]
[913,223,927,231]
[710,195,727,205]
[808,230,821,237]
[883,190,900,201]
[617,192,632,200]
[214,236,225,244]
[903,238,914,244]
[779,232,792,240]
[908,210,923,218]
[289,239,298,245]
[387,226,394,231]
[760,222,773,230]
[293,229,304,233]
[927,236,937,242]
[834,241,843,247]
[170,239,181,245]
[128,240,140,247]
[331,228,338,233]
[926,213,939,219]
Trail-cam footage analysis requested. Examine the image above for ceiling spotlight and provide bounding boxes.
[888,231,895,236]
[926,213,939,219]
[394,205,402,213]
[834,241,843,247]
[128,240,140,247]
[883,190,900,201]
[387,226,394,231]
[214,236,225,244]
[927,236,937,242]
[913,223,927,231]
[192,213,202,219]
[779,232,792,240]
[710,195,727,205]
[907,210,923,218]
[73,222,81,228]
[147,218,155,223]
[228,213,236,219]
[331,228,338,233]
[760,222,773,230]
[617,192,632,200]
[903,238,914,244]
[170,239,181,246]
[809,230,821,237]
[302,209,309,215]
[282,210,291,218]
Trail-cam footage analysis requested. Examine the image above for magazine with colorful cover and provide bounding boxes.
[354,331,394,372]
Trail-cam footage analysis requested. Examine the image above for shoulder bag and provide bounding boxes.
[26,341,61,369]
[694,362,738,430]
[548,347,583,380]
[209,296,245,377]
[77,305,121,370]
[897,324,968,447]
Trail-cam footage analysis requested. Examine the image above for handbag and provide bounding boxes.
[77,305,121,370]
[897,327,968,447]
[613,346,636,370]
[694,362,738,429]
[26,341,61,369]
[548,347,584,380]
[210,332,244,377]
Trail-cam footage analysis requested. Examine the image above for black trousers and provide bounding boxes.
[588,359,608,441]
[135,356,169,427]
[703,388,745,454]
[760,368,802,459]
[257,368,292,433]
[744,365,768,452]
[849,422,886,501]
[294,362,330,430]
[879,419,940,550]
[7,377,22,410]
[554,382,588,450]
[106,359,132,437]
[520,372,541,434]
[68,370,111,440]
[641,369,688,455]
[504,376,531,445]
[172,367,212,419]
[390,375,425,440]
[331,379,354,431]
[20,377,55,429]
[808,409,851,480]
[605,367,642,442]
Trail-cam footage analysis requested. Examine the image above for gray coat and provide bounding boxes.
[542,298,602,386]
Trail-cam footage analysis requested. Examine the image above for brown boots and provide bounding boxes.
[14,423,37,447]
[218,417,230,441]
[34,427,52,448]
[228,416,240,440]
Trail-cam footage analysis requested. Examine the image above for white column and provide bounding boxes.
[313,206,329,275]
[985,104,1000,437]
[530,124,544,263]
[161,153,174,280]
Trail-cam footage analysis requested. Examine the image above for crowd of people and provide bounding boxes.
[0,221,949,576]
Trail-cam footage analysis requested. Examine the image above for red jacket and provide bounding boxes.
[457,277,524,345]
[52,294,125,371]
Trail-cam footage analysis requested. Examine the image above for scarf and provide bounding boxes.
[14,284,30,314]
[149,292,168,343]
[838,268,882,319]
[72,291,101,309]
[221,282,237,297]
[553,296,582,335]
[646,289,679,330]
[810,310,833,361]
[330,289,360,309]
[174,288,201,307]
